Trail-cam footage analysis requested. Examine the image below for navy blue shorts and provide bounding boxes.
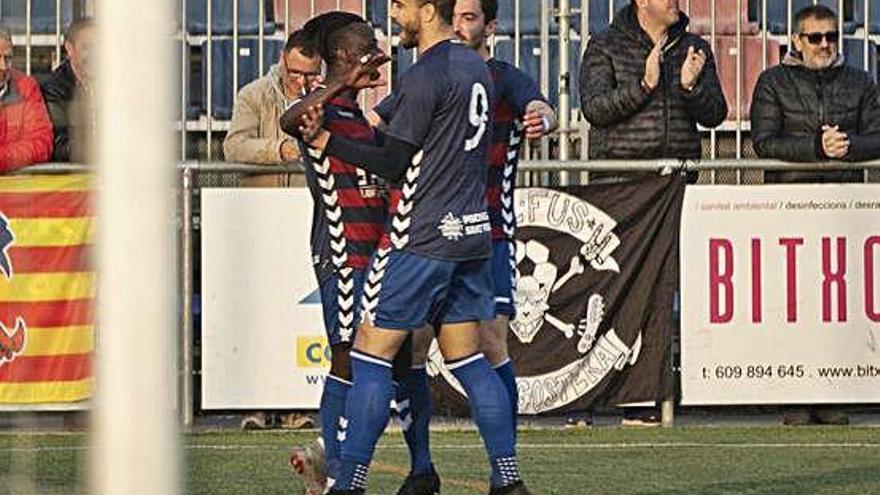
[359,249,494,330]
[319,268,365,346]
[491,239,516,317]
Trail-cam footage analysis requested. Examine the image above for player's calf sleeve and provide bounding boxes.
[394,366,433,475]
[493,359,519,441]
[334,351,394,491]
[320,374,351,483]
[448,353,522,488]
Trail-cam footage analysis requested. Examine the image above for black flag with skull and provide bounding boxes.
[426,174,685,415]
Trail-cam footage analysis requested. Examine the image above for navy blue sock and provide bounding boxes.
[448,353,521,488]
[319,374,350,484]
[395,366,433,475]
[334,351,394,491]
[494,359,518,441]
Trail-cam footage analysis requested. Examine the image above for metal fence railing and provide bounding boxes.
[9,1,880,164]
[2,158,878,422]
[176,159,880,427]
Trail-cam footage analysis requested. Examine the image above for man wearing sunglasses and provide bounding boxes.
[751,5,880,183]
[224,29,322,188]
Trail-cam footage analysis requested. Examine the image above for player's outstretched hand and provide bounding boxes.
[344,52,391,90]
[299,105,329,148]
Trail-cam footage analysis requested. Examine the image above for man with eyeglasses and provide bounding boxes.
[751,4,880,183]
[224,29,322,188]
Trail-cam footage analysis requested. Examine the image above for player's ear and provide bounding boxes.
[419,1,437,24]
[485,19,497,39]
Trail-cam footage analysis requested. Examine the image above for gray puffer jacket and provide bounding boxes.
[579,5,727,159]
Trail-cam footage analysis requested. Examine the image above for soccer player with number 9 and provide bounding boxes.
[293,0,532,494]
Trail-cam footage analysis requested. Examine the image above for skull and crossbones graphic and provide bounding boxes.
[511,239,605,354]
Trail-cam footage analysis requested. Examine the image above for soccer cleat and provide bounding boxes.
[326,490,365,495]
[396,464,441,495]
[288,439,327,495]
[488,481,533,495]
[240,411,268,430]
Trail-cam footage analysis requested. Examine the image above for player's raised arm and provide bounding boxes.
[297,105,419,182]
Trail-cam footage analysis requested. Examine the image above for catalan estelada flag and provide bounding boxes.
[0,174,93,403]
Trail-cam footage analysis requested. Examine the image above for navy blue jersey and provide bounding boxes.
[380,40,494,261]
[486,58,546,240]
[303,96,387,282]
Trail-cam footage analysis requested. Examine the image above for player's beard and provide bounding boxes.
[399,24,420,49]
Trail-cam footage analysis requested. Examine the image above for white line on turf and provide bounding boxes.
[1,442,880,453]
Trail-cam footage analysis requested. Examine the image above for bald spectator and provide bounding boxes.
[0,25,53,171]
[41,18,96,162]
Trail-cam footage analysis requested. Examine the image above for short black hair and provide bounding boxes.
[479,0,498,23]
[302,11,370,67]
[794,5,838,32]
[419,0,455,25]
[284,28,317,58]
[65,18,95,44]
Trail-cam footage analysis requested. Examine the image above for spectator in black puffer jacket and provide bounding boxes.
[579,0,727,162]
[751,5,880,184]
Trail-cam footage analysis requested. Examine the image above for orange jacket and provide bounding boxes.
[0,69,53,171]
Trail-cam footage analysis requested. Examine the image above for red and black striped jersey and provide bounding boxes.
[303,95,388,281]
[486,58,547,240]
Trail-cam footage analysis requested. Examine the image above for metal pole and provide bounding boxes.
[181,167,195,429]
[865,0,871,73]
[661,398,674,427]
[207,0,213,161]
[55,0,62,67]
[387,0,393,91]
[787,0,793,41]
[838,0,844,56]
[710,0,716,169]
[26,0,32,75]
[514,0,521,67]
[92,0,179,490]
[181,0,188,161]
[580,0,590,181]
[539,0,550,170]
[762,0,768,70]
[558,0,571,186]
[286,0,291,36]
[736,0,742,162]
[233,0,239,104]
[258,0,265,76]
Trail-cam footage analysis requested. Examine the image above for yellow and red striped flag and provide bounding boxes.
[0,174,94,403]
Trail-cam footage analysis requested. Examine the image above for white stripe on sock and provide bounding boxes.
[350,351,393,368]
[446,353,486,371]
[327,374,353,386]
[493,358,511,370]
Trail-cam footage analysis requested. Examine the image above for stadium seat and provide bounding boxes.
[368,0,399,34]
[854,0,880,33]
[711,35,781,120]
[187,0,275,35]
[274,0,363,31]
[688,0,759,35]
[496,0,546,36]
[583,0,628,35]
[843,37,878,81]
[493,36,581,110]
[759,0,857,35]
[199,38,284,119]
[0,0,73,34]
